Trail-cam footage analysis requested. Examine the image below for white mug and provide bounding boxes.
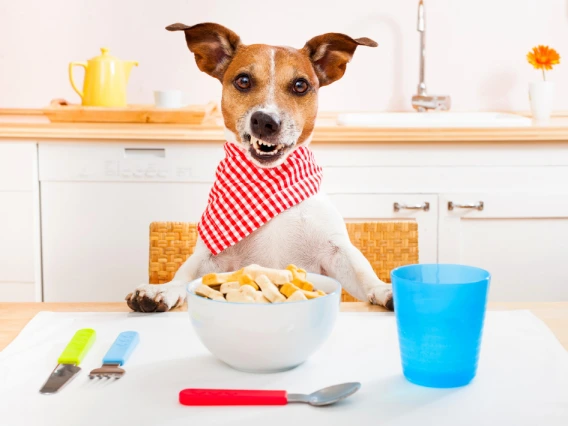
[154,90,184,108]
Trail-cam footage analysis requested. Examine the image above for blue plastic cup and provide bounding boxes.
[391,264,491,388]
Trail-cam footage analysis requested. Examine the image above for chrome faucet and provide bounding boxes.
[411,0,451,112]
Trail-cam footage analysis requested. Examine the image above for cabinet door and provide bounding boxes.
[439,193,568,302]
[0,143,38,302]
[41,182,212,302]
[0,144,36,191]
[328,194,438,263]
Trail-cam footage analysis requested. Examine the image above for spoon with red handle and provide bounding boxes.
[179,382,361,407]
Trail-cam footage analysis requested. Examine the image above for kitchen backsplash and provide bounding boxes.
[0,0,566,112]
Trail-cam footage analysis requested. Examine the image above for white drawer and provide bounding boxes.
[327,193,438,263]
[0,143,36,191]
[39,142,223,182]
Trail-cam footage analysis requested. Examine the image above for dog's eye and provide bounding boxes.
[292,78,309,95]
[234,74,252,91]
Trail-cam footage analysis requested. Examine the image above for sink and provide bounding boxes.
[336,112,532,128]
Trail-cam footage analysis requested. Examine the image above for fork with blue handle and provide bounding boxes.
[89,331,139,380]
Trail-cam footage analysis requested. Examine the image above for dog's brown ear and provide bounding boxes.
[166,22,241,81]
[302,33,377,87]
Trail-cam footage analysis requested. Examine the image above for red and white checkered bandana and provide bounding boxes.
[198,142,323,255]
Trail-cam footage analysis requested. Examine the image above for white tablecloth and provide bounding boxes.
[0,311,567,426]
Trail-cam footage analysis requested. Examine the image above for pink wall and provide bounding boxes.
[0,0,567,112]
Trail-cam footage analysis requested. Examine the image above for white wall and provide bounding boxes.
[0,0,567,112]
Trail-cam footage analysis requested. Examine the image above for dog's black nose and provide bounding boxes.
[251,111,280,138]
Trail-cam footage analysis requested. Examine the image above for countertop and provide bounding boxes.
[1,302,567,351]
[2,109,568,143]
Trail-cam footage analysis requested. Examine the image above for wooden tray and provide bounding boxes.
[43,99,218,124]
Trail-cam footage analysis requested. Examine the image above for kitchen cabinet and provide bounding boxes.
[0,143,40,302]
[438,193,568,302]
[316,141,568,302]
[30,139,568,303]
[328,193,437,263]
[41,182,212,302]
[39,142,222,302]
[0,143,36,191]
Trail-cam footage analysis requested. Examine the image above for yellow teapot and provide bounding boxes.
[69,47,138,107]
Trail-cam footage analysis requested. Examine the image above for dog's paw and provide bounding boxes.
[368,286,394,311]
[125,283,185,313]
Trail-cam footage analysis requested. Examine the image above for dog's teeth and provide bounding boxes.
[250,138,285,158]
[257,140,274,147]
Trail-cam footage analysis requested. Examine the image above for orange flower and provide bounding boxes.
[527,45,560,71]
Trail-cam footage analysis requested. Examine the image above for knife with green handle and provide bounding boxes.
[39,328,96,394]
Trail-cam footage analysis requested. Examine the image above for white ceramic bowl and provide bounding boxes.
[186,273,341,373]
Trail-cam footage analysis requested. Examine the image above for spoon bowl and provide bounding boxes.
[288,382,362,406]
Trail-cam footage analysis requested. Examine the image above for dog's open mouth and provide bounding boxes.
[246,135,289,164]
[252,138,282,156]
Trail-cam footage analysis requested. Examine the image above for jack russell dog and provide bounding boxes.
[125,22,394,312]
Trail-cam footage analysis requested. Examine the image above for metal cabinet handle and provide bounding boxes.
[447,201,484,211]
[393,202,430,212]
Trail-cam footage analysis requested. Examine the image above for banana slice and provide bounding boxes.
[202,268,244,285]
[255,274,286,303]
[220,281,240,294]
[239,274,260,290]
[225,289,255,303]
[253,291,271,303]
[285,290,308,302]
[243,265,292,285]
[195,284,226,301]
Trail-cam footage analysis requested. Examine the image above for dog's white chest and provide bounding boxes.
[215,193,345,270]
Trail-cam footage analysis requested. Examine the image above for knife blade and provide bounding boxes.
[39,328,96,394]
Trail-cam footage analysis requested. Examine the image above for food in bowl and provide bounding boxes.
[186,269,341,373]
[194,264,327,304]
